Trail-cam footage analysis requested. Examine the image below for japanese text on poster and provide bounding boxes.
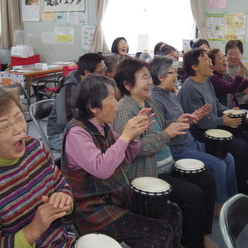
[44,0,85,12]
[224,13,246,41]
[82,26,95,51]
[206,13,225,41]
[55,27,74,45]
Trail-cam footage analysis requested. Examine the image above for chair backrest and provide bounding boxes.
[3,83,31,107]
[29,99,56,158]
[219,193,248,248]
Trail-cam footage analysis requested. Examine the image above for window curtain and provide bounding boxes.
[0,0,21,49]
[190,0,208,40]
[90,0,109,53]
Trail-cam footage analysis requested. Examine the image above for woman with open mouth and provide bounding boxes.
[208,48,248,109]
[0,87,76,247]
[111,37,129,62]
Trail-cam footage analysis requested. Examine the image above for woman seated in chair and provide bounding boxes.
[149,55,237,215]
[112,57,219,248]
[0,87,76,247]
[61,75,182,248]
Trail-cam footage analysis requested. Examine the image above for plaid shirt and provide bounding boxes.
[112,95,173,181]
[61,117,131,235]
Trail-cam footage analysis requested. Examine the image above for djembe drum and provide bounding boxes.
[172,159,205,187]
[130,177,172,219]
[204,129,233,159]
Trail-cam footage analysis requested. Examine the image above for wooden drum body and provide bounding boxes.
[173,159,205,187]
[204,129,233,159]
[131,177,172,219]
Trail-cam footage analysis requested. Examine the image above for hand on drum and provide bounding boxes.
[177,113,199,124]
[192,104,211,120]
[120,109,155,143]
[165,122,189,138]
[23,193,73,245]
[223,112,242,128]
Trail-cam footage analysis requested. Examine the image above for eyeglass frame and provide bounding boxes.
[166,69,178,75]
[94,67,108,75]
[0,112,29,133]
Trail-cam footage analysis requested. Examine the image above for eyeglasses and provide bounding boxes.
[94,67,107,75]
[0,112,29,133]
[166,69,177,75]
[118,42,128,46]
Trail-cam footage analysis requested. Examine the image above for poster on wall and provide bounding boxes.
[55,27,74,45]
[44,0,86,12]
[82,26,95,51]
[224,13,246,41]
[67,11,87,25]
[208,0,228,9]
[22,0,40,21]
[206,13,225,41]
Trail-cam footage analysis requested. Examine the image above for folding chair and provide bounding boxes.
[3,83,33,132]
[11,55,60,101]
[34,64,78,101]
[29,99,60,159]
[219,193,248,248]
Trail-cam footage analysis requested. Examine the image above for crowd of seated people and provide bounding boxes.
[4,37,248,247]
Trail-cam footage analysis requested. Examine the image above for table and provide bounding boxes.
[9,66,63,97]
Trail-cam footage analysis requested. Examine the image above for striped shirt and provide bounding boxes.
[0,136,75,248]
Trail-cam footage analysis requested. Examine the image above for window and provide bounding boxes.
[103,0,196,54]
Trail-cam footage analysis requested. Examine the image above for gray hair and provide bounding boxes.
[103,55,119,73]
[150,56,174,86]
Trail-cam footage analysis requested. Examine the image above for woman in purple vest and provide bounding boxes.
[61,75,182,248]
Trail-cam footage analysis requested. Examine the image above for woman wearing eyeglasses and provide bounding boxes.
[112,57,218,248]
[150,55,237,216]
[0,87,76,247]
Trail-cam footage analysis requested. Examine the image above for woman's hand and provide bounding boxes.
[23,193,73,245]
[177,113,199,124]
[164,122,189,139]
[223,112,242,128]
[120,108,155,143]
[48,192,73,209]
[192,104,211,120]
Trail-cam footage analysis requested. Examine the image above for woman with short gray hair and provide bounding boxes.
[150,55,237,218]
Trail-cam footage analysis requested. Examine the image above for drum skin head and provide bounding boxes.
[223,109,247,117]
[76,233,122,247]
[205,129,232,139]
[131,177,170,192]
[174,159,205,171]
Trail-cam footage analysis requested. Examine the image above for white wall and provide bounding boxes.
[204,0,248,59]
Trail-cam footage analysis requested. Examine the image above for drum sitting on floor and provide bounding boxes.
[131,177,172,219]
[223,109,247,134]
[204,129,233,159]
[75,233,122,247]
[172,159,205,187]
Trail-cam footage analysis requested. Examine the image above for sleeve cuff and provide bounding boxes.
[15,229,35,248]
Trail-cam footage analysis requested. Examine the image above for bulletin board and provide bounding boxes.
[206,12,247,42]
[21,0,97,64]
